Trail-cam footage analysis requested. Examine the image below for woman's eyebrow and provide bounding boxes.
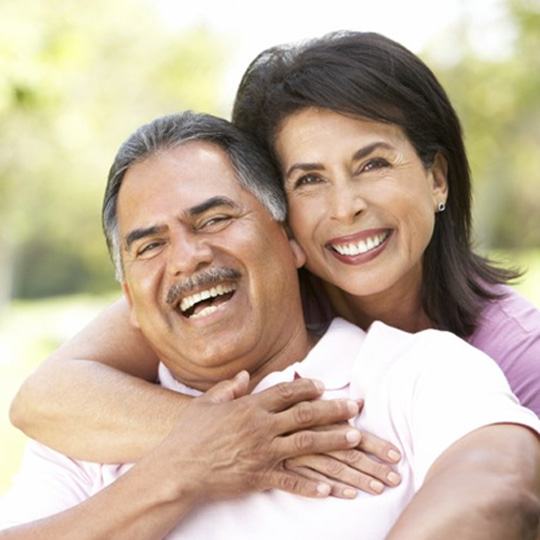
[351,141,394,161]
[285,162,324,179]
[285,141,395,179]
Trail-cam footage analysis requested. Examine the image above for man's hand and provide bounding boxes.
[145,371,364,503]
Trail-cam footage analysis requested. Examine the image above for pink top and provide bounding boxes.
[301,272,540,415]
[468,285,540,415]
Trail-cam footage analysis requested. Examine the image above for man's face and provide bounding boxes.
[117,141,306,390]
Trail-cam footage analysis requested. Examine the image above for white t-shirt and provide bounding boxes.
[1,319,539,539]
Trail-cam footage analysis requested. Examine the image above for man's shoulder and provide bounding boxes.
[357,320,503,387]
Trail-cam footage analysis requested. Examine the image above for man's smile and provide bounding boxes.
[179,282,238,319]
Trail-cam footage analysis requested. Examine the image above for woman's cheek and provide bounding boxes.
[289,194,322,231]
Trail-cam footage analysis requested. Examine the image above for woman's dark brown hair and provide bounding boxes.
[232,31,519,337]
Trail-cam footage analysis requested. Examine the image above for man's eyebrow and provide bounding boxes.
[125,225,166,252]
[285,141,395,178]
[187,196,239,217]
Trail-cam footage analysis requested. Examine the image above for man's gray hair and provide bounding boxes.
[102,111,287,281]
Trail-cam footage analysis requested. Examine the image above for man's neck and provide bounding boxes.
[246,325,319,392]
[161,316,318,393]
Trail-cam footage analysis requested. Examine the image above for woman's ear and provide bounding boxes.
[431,152,449,203]
[288,238,306,269]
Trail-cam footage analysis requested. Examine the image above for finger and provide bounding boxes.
[289,452,399,493]
[327,448,401,487]
[284,462,358,499]
[266,469,331,499]
[273,399,359,434]
[275,425,362,459]
[202,371,250,404]
[355,431,401,463]
[254,378,325,412]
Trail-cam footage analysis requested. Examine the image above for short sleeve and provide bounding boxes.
[468,286,540,416]
[408,331,540,488]
[0,441,96,529]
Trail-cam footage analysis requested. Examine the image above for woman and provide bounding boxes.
[11,31,540,495]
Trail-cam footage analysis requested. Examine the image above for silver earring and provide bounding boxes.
[437,201,446,212]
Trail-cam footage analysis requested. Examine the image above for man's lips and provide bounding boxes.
[179,283,237,319]
[166,268,240,308]
[326,228,392,262]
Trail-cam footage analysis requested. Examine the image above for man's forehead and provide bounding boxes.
[117,141,271,231]
[120,142,243,204]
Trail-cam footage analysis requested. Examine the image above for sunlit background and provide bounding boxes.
[1,0,539,494]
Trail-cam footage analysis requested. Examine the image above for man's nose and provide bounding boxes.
[329,178,368,223]
[166,233,213,277]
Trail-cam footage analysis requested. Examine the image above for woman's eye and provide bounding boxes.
[361,158,389,172]
[294,174,322,188]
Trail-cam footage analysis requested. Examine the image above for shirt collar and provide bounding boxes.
[158,318,366,395]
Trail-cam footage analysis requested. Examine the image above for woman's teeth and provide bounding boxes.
[331,232,388,256]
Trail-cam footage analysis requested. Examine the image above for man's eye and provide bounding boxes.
[136,241,162,257]
[361,158,389,172]
[294,174,323,188]
[200,215,231,230]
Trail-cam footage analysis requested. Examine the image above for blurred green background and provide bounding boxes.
[1,0,539,495]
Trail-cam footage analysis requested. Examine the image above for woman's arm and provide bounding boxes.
[386,424,540,540]
[9,297,402,494]
[9,298,182,463]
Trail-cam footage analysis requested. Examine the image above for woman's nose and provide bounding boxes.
[329,179,367,223]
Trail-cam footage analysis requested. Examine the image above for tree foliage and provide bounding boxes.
[0,0,227,301]
[428,0,540,249]
[1,0,538,302]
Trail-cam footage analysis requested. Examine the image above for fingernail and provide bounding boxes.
[317,483,331,496]
[388,449,401,462]
[347,400,359,415]
[346,430,361,444]
[313,379,325,392]
[343,488,357,499]
[370,480,384,494]
[237,370,249,382]
[387,472,401,486]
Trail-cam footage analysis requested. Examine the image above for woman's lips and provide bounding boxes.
[326,229,392,265]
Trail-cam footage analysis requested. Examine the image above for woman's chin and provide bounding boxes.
[318,271,397,300]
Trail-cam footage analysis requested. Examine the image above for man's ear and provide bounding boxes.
[288,238,306,269]
[430,152,449,204]
[121,282,141,329]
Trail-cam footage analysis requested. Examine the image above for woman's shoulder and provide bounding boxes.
[468,284,540,414]
[472,284,540,338]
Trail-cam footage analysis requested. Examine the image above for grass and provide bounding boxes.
[1,250,539,496]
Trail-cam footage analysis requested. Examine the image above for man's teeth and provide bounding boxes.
[332,232,388,256]
[190,305,219,319]
[179,283,236,313]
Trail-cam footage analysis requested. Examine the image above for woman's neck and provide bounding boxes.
[322,267,433,333]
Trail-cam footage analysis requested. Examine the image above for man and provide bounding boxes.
[1,111,539,539]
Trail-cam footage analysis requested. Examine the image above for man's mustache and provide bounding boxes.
[165,267,242,306]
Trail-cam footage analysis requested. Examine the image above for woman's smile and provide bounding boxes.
[325,228,392,264]
[275,107,448,299]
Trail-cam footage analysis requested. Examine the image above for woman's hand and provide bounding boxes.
[284,419,402,498]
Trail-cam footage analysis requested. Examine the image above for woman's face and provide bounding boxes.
[274,107,448,298]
